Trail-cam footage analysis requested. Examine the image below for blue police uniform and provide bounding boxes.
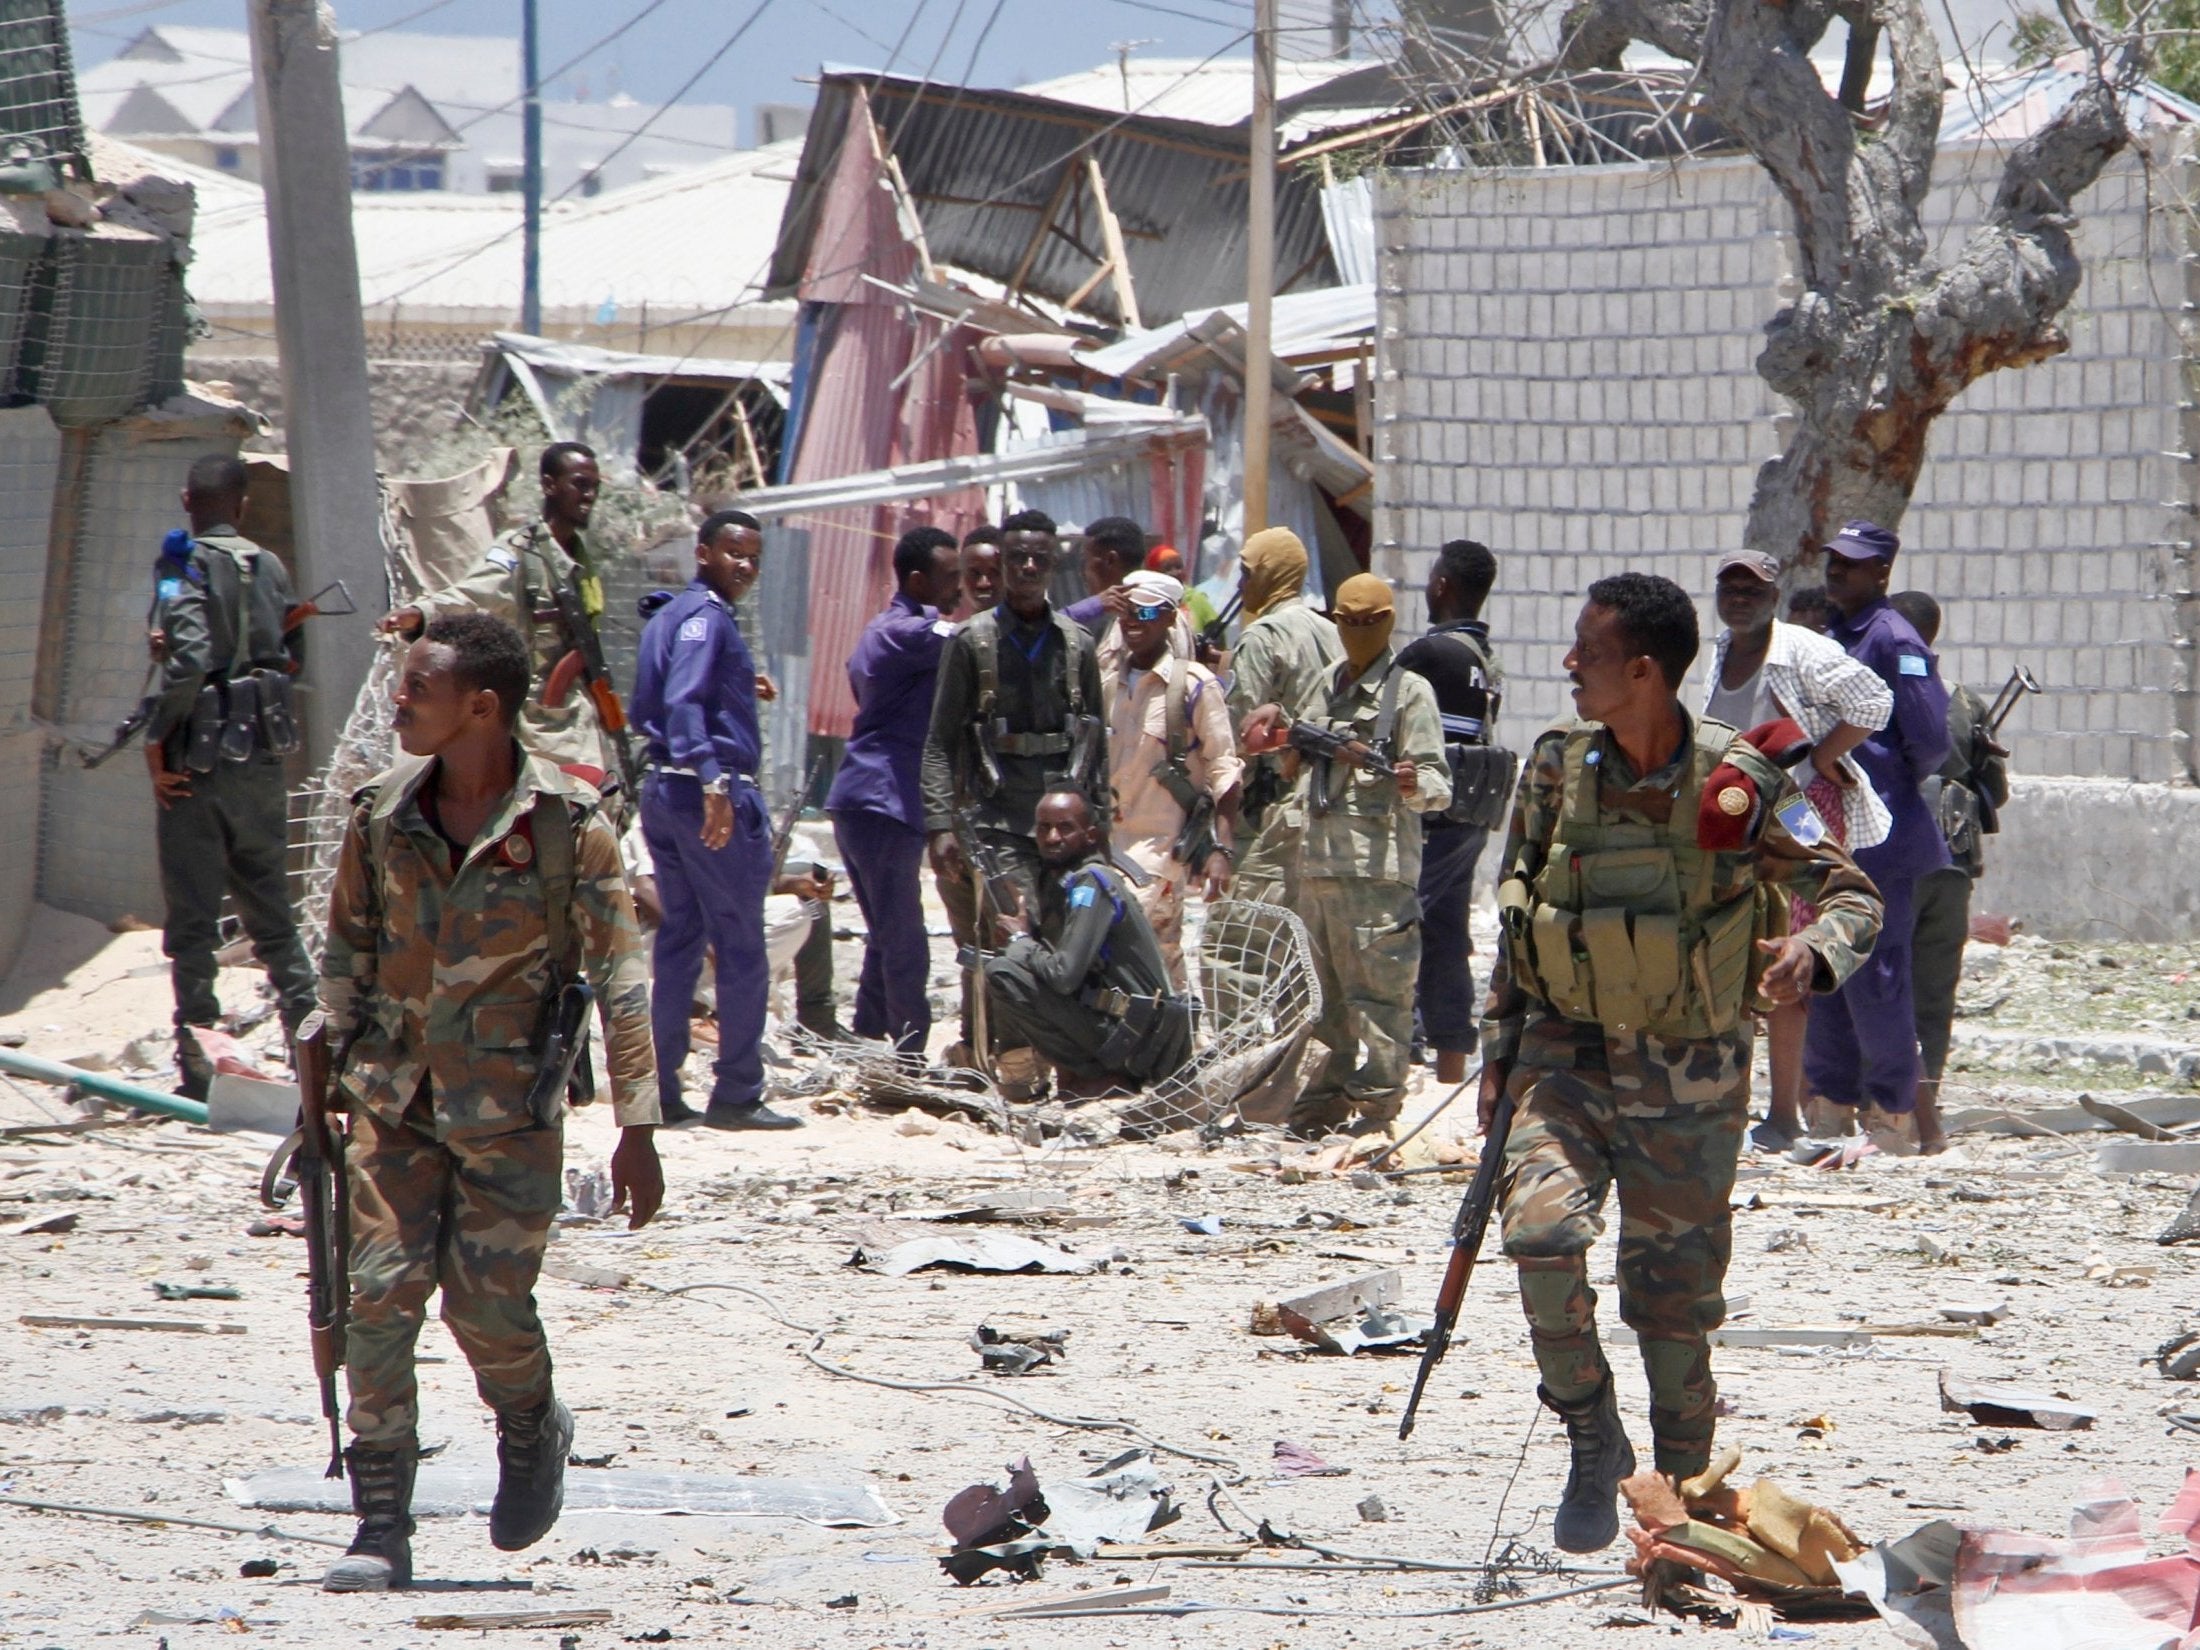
[631,580,770,1111]
[1805,593,1951,1114]
[825,591,952,1055]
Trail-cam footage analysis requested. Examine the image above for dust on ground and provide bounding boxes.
[2,899,2197,1648]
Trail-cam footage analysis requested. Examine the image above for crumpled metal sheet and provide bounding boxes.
[1039,1449,1179,1556]
[1936,1371,2097,1431]
[1278,1302,1432,1356]
[939,1451,1177,1583]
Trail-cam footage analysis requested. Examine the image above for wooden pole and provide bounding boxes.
[1243,0,1277,537]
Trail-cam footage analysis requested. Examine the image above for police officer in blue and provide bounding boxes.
[1811,519,1952,1136]
[826,525,962,1057]
[630,509,802,1131]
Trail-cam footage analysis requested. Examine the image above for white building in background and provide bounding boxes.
[75,25,737,197]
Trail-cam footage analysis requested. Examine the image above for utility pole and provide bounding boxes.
[1243,0,1277,537]
[521,0,543,335]
[246,0,383,768]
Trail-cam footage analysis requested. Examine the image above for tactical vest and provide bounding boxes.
[966,607,1099,796]
[1499,717,1781,1041]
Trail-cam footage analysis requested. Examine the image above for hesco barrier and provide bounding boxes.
[0,2,86,172]
[16,227,167,425]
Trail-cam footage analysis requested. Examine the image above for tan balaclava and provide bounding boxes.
[1332,572,1395,674]
[1240,527,1309,620]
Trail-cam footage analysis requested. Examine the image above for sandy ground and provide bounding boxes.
[2,895,2198,1650]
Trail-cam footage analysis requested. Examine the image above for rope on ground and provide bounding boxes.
[658,1280,1250,1479]
[1369,1068,1478,1167]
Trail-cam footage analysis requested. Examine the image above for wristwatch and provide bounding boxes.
[705,774,732,798]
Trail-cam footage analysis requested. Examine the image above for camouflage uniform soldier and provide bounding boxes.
[316,613,663,1592]
[385,441,628,790]
[146,455,318,1098]
[1223,526,1342,903]
[1479,575,1882,1552]
[1243,575,1449,1138]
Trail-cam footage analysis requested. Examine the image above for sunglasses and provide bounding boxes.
[1128,602,1176,622]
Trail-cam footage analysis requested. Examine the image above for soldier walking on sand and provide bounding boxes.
[1480,573,1881,1551]
[312,612,662,1592]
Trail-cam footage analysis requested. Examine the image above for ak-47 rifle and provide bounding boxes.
[540,570,643,806]
[263,1010,351,1478]
[1283,713,1395,780]
[949,809,1026,1077]
[770,755,829,885]
[1194,589,1242,663]
[1397,1089,1515,1441]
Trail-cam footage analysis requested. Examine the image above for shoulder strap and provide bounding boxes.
[1053,611,1090,717]
[1559,725,1603,827]
[536,794,580,973]
[973,612,999,718]
[1373,663,1404,746]
[1163,658,1189,766]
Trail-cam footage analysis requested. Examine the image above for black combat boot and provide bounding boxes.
[322,1439,417,1592]
[489,1395,574,1551]
[1542,1381,1636,1553]
[175,1026,215,1102]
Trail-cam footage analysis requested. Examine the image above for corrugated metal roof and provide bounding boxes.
[1940,54,2200,141]
[1018,57,1382,128]
[768,72,1342,328]
[1080,282,1374,379]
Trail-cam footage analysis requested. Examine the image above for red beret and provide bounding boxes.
[1740,717,1810,768]
[1697,763,1764,851]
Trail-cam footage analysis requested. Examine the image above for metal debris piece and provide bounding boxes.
[1270,1439,1348,1478]
[941,1456,1049,1583]
[853,1233,1102,1277]
[990,1584,1171,1617]
[1179,1215,1225,1235]
[5,1211,77,1236]
[1936,1301,2012,1326]
[415,1610,614,1630]
[1251,1268,1401,1335]
[2153,1330,2200,1381]
[21,1314,243,1335]
[971,1323,1068,1375]
[2160,1183,2200,1246]
[2097,1140,2200,1175]
[1936,1370,2096,1431]
[151,1281,241,1301]
[1039,1450,1178,1555]
[1356,1494,1388,1522]
[1279,1301,1431,1356]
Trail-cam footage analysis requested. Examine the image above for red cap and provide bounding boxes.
[1697,763,1764,851]
[1739,716,1810,768]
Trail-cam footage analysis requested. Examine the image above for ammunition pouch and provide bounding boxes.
[989,725,1072,758]
[524,976,597,1127]
[1924,773,1981,860]
[185,682,223,773]
[1242,759,1286,830]
[255,668,301,756]
[1085,984,1196,1080]
[1440,741,1519,830]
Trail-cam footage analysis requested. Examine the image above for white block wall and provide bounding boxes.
[1374,143,2192,784]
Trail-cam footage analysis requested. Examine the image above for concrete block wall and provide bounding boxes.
[0,408,60,973]
[37,415,245,928]
[1374,144,2192,784]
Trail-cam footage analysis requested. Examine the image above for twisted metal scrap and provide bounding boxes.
[1123,897,1322,1137]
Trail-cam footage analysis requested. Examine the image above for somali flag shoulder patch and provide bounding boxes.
[1776,792,1827,847]
[1898,653,1930,677]
[1069,881,1097,909]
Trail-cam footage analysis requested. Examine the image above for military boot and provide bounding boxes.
[489,1395,573,1551]
[175,1026,216,1103]
[322,1439,417,1592]
[1543,1381,1636,1553]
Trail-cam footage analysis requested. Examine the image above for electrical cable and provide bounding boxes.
[988,1578,1636,1618]
[658,1280,1251,1478]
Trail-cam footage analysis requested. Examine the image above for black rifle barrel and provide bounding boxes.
[1397,1091,1515,1442]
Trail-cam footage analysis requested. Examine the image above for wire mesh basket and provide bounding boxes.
[144,262,194,406]
[19,229,166,425]
[0,2,85,171]
[0,224,43,394]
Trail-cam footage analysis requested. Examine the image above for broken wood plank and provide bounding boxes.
[20,1314,244,1335]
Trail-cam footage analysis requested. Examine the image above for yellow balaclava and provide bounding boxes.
[1332,572,1395,673]
[1240,527,1309,620]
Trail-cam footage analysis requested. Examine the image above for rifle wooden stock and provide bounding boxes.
[587,675,628,735]
[1397,1091,1515,1441]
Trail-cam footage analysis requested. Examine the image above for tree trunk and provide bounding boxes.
[1561,0,2136,568]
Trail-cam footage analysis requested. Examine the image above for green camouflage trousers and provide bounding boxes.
[1498,1026,1748,1477]
[1290,876,1421,1131]
[343,1100,562,1446]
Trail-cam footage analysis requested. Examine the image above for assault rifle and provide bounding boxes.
[1397,1089,1515,1441]
[1195,590,1241,662]
[1284,714,1395,780]
[540,573,643,805]
[265,1011,350,1478]
[949,810,1024,1078]
[770,755,830,885]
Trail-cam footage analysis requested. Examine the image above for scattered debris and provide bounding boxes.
[2078,1094,2182,1140]
[1937,1371,2096,1431]
[1937,1301,2012,1326]
[853,1233,1103,1277]
[228,1462,899,1526]
[971,1323,1068,1375]
[1270,1439,1349,1478]
[1249,1268,1401,1336]
[911,1190,1077,1224]
[0,1493,348,1548]
[2161,1184,2200,1246]
[541,1256,634,1289]
[1356,1494,1388,1523]
[1278,1301,1431,1356]
[416,1610,615,1630]
[5,1210,77,1236]
[20,1315,244,1335]
[238,1558,278,1577]
[2082,1256,2156,1287]
[151,1281,241,1301]
[939,1452,1178,1583]
[2095,1140,2200,1176]
[990,1583,1171,1617]
[1178,1215,1225,1235]
[2154,1331,2200,1381]
[1623,1449,1869,1616]
[940,1456,1051,1584]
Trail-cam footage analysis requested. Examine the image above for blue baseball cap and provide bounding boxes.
[1825,520,1900,562]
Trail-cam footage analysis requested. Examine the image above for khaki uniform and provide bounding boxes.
[1484,715,1882,1475]
[1224,600,1342,901]
[1104,653,1241,987]
[321,752,658,1446]
[1272,648,1448,1131]
[413,520,621,779]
